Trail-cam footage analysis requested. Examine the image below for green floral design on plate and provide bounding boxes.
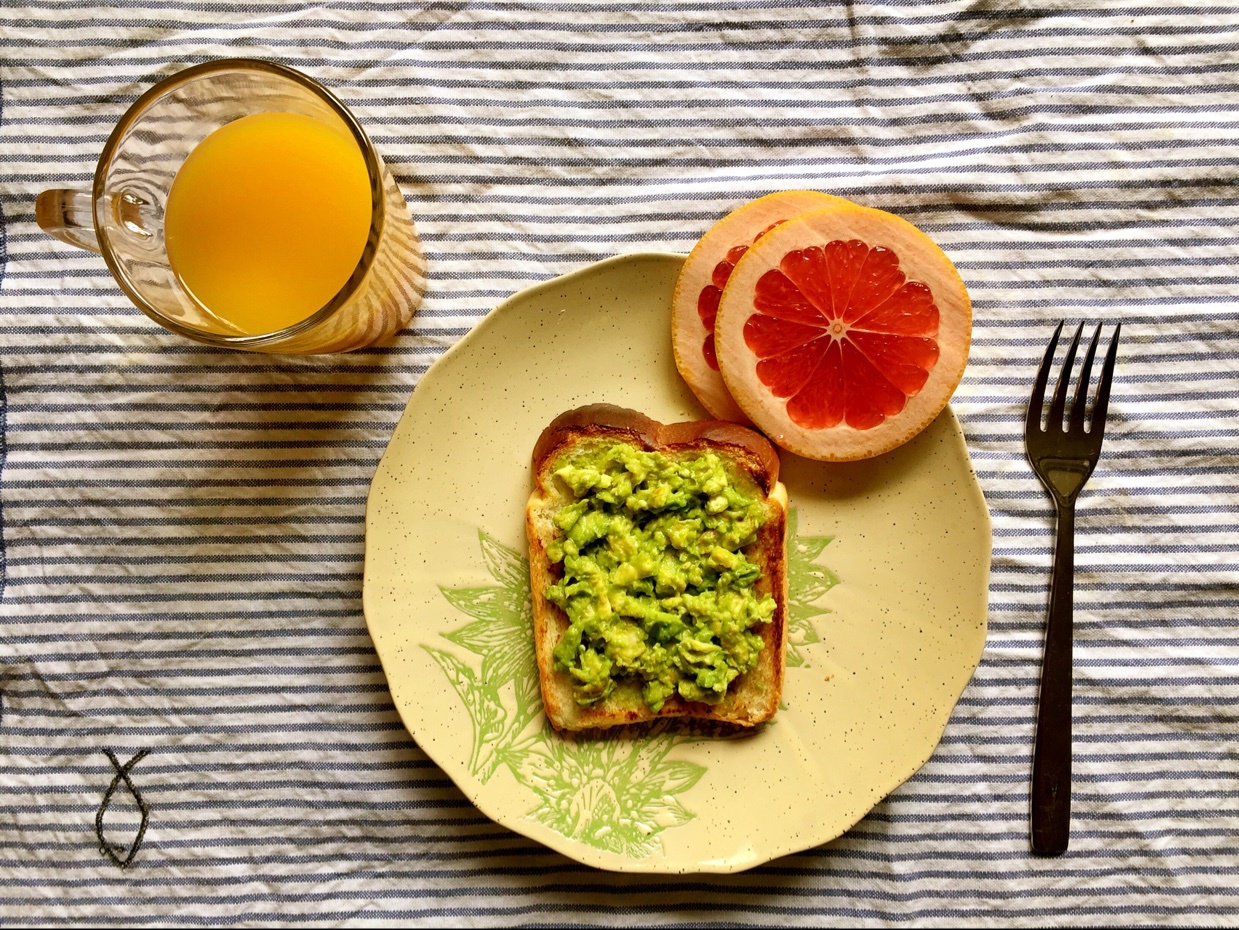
[786,507,840,667]
[423,508,837,858]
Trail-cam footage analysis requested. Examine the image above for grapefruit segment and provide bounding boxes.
[715,203,971,462]
[839,339,909,427]
[752,269,829,327]
[783,341,845,430]
[753,335,832,399]
[853,280,937,334]
[743,313,825,357]
[846,247,908,320]
[672,190,847,422]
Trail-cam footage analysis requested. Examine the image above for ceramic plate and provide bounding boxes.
[363,252,991,874]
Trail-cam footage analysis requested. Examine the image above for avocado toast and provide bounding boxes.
[526,404,789,732]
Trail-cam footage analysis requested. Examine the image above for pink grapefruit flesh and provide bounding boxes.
[714,203,971,462]
[672,190,846,423]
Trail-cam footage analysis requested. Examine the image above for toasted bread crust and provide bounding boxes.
[526,404,788,732]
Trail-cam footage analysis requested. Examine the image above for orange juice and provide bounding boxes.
[164,111,373,335]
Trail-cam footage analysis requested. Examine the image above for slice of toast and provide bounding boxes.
[526,404,788,732]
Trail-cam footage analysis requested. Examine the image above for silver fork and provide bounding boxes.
[1024,320,1121,855]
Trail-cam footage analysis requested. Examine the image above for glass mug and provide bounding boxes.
[35,59,426,354]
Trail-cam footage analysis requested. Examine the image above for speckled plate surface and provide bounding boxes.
[362,252,992,874]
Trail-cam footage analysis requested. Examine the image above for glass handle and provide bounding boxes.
[36,189,102,254]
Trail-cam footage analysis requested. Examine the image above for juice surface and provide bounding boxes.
[164,111,373,335]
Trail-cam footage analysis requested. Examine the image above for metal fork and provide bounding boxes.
[1024,320,1121,855]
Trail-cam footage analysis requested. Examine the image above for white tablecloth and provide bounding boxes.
[1,1,1236,924]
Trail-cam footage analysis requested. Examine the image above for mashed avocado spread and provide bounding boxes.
[544,441,776,712]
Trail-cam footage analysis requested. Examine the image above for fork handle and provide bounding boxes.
[1031,500,1075,854]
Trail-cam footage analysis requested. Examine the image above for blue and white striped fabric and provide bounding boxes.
[2,1,1237,924]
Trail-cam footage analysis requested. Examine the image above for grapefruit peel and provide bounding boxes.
[713,203,971,463]
[672,190,847,423]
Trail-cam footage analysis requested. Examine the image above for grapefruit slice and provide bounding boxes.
[714,203,971,462]
[672,190,846,422]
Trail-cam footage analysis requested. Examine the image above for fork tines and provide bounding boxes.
[1027,321,1121,437]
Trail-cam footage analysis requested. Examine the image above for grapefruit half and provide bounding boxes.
[714,203,971,462]
[672,190,846,422]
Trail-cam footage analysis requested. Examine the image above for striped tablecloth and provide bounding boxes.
[2,1,1237,925]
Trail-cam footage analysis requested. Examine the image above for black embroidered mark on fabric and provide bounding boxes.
[96,749,151,868]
